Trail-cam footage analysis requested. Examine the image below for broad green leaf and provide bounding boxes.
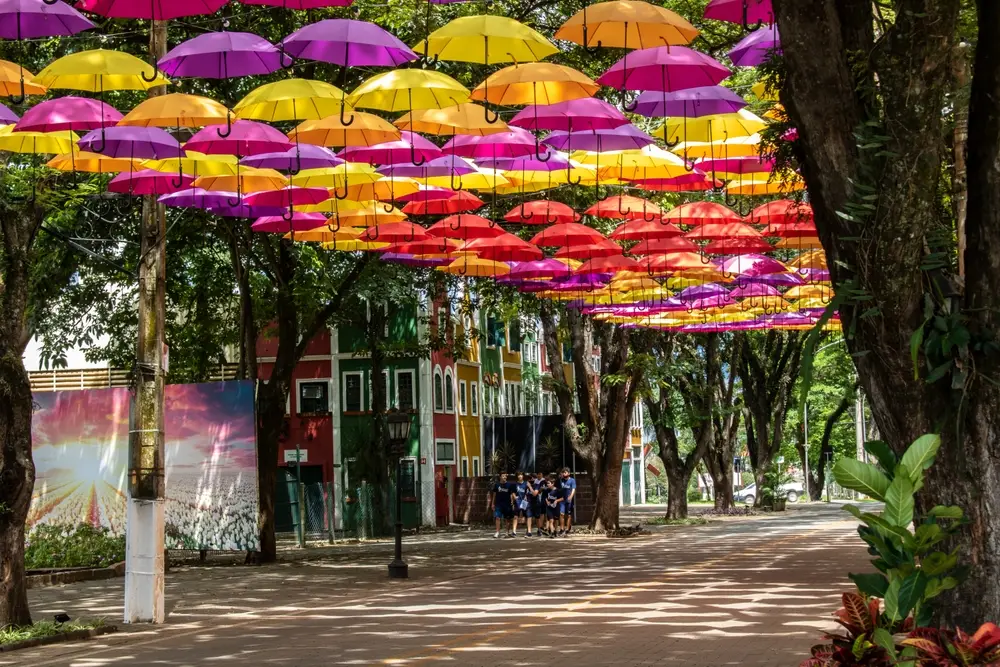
[927,505,963,520]
[861,512,911,540]
[872,628,898,658]
[884,578,902,621]
[843,503,863,520]
[850,572,890,598]
[864,440,898,475]
[914,523,942,548]
[921,551,958,577]
[884,474,915,528]
[899,434,940,485]
[885,571,927,621]
[834,459,891,500]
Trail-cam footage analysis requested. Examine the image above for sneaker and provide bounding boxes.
[549,532,556,539]
[561,532,570,538]
[508,532,515,537]
[525,532,532,537]
[494,532,500,538]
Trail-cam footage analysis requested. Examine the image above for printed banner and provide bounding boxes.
[29,381,259,551]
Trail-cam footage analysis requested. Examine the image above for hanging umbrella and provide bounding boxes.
[554,239,621,260]
[33,49,169,91]
[119,93,230,127]
[108,168,194,195]
[716,254,787,277]
[471,63,598,106]
[627,174,719,192]
[673,135,762,161]
[0,60,45,101]
[704,0,773,28]
[656,109,766,145]
[413,15,557,64]
[508,258,574,280]
[727,176,805,195]
[662,202,742,225]
[530,222,605,247]
[396,103,508,136]
[0,0,94,39]
[403,191,482,215]
[159,187,247,210]
[79,125,182,159]
[238,0,353,10]
[144,151,240,177]
[339,130,442,165]
[0,124,77,153]
[747,199,812,225]
[626,236,698,255]
[631,85,747,120]
[542,125,655,152]
[243,187,329,208]
[46,150,140,173]
[252,212,329,232]
[361,221,431,243]
[505,200,578,225]
[576,255,640,275]
[241,144,342,171]
[609,218,683,241]
[397,184,454,202]
[78,0,226,19]
[159,32,286,79]
[14,96,121,132]
[697,156,773,177]
[347,69,470,112]
[290,112,400,148]
[194,167,288,193]
[427,214,506,240]
[586,195,662,221]
[280,19,418,68]
[289,163,381,189]
[458,233,543,262]
[379,237,460,256]
[443,126,538,159]
[728,25,780,67]
[344,177,421,201]
[185,120,292,156]
[510,97,628,133]
[704,237,774,254]
[234,79,348,122]
[684,221,764,240]
[752,79,778,101]
[556,0,697,48]
[439,256,511,277]
[0,101,18,123]
[310,202,407,225]
[596,46,729,93]
[378,155,476,179]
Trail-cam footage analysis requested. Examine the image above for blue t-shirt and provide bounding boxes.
[493,482,514,508]
[515,481,529,504]
[531,478,546,501]
[561,477,577,502]
[546,487,562,507]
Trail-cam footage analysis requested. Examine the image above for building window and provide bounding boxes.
[472,456,480,477]
[437,307,448,337]
[487,316,505,348]
[433,368,444,413]
[461,457,469,477]
[543,393,550,415]
[436,440,456,464]
[459,381,467,415]
[470,382,479,416]
[508,321,521,353]
[444,369,455,413]
[298,381,329,414]
[343,372,363,412]
[397,370,415,411]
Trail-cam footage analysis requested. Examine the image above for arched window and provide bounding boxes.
[444,369,455,413]
[433,367,444,413]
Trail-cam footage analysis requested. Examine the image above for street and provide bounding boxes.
[11,504,867,666]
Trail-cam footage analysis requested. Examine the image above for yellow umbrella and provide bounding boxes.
[774,236,823,250]
[234,79,349,122]
[288,198,369,220]
[290,112,400,148]
[425,169,509,190]
[503,165,597,187]
[47,151,142,173]
[727,176,805,195]
[0,60,46,98]
[470,63,598,106]
[752,80,778,101]
[291,163,381,189]
[0,125,77,154]
[790,249,828,271]
[144,151,240,177]
[784,285,833,301]
[288,228,362,243]
[395,104,509,136]
[438,256,511,277]
[673,135,762,160]
[119,93,230,128]
[343,177,421,201]
[414,16,557,64]
[32,49,169,91]
[347,70,469,113]
[302,203,408,226]
[656,109,767,144]
[494,181,558,196]
[555,0,698,48]
[320,239,388,251]
[194,168,288,193]
[572,144,687,177]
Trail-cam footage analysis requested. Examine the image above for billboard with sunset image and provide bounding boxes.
[29,381,259,551]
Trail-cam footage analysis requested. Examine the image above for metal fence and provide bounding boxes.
[275,481,337,545]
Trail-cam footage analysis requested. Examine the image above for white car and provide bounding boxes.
[734,481,805,505]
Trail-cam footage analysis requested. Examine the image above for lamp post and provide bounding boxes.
[386,408,412,579]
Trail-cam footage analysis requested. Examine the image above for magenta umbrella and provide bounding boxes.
[280,19,418,67]
[243,187,329,208]
[252,212,328,232]
[443,127,539,160]
[0,102,18,124]
[0,0,94,40]
[716,254,788,276]
[704,0,773,28]
[159,187,241,209]
[698,156,774,175]
[397,185,455,203]
[79,125,182,159]
[209,202,286,217]
[597,46,730,94]
[159,32,286,79]
[108,169,193,195]
[77,0,227,19]
[185,120,292,156]
[508,258,573,280]
[339,130,442,166]
[729,283,781,299]
[728,25,780,67]
[14,96,121,132]
[238,0,351,9]
[542,125,656,152]
[631,85,747,119]
[509,98,628,132]
[241,144,342,171]
[377,155,476,179]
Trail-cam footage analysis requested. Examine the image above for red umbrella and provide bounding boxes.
[505,200,579,225]
[380,238,460,256]
[427,214,506,240]
[746,199,812,225]
[585,195,662,221]
[577,255,641,274]
[554,239,622,260]
[460,234,543,262]
[627,237,699,256]
[704,238,773,254]
[361,222,430,243]
[243,187,329,208]
[609,218,683,242]
[766,222,818,238]
[402,191,483,216]
[627,176,720,192]
[684,222,765,241]
[530,222,605,247]
[662,202,742,226]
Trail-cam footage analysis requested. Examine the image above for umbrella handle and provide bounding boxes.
[332,178,349,200]
[90,128,108,155]
[141,51,161,83]
[450,172,462,191]
[327,218,341,233]
[383,200,394,213]
[534,142,551,162]
[484,106,501,125]
[340,105,355,128]
[287,144,302,176]
[8,66,26,105]
[547,210,559,224]
[683,156,697,173]
[622,93,639,113]
[278,44,295,70]
[227,194,242,207]
[410,143,426,167]
[742,0,767,31]
[170,174,184,189]
[664,137,681,149]
[580,5,603,55]
[216,113,233,139]
[643,211,657,223]
[521,209,534,222]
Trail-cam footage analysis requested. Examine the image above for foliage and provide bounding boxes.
[902,623,1000,666]
[802,592,914,667]
[759,464,793,502]
[0,619,105,645]
[24,524,125,570]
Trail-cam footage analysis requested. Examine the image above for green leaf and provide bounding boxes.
[843,503,863,520]
[860,512,911,540]
[899,434,940,485]
[834,459,891,500]
[921,551,958,577]
[913,523,942,548]
[850,572,890,598]
[926,360,953,384]
[872,628,898,659]
[910,327,925,380]
[885,571,927,621]
[864,440,898,475]
[927,505,963,520]
[884,473,915,528]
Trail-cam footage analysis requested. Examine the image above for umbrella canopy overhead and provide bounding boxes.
[238,0,354,10]
[0,0,94,39]
[596,46,729,93]
[413,15,557,64]
[340,130,443,165]
[0,60,46,96]
[119,93,230,127]
[185,119,293,156]
[505,200,579,225]
[33,48,169,91]
[542,124,655,152]
[290,112,400,148]
[471,63,598,106]
[234,78,348,122]
[556,1,698,48]
[79,125,183,159]
[159,32,285,79]
[631,85,747,118]
[0,101,18,124]
[657,109,766,144]
[443,126,539,159]
[347,69,470,111]
[108,168,194,195]
[509,97,629,132]
[280,19,418,67]
[396,103,508,136]
[78,0,226,19]
[241,144,343,171]
[704,0,773,26]
[0,124,78,153]
[728,25,780,67]
[14,96,121,132]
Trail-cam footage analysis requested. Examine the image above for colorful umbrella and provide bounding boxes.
[241,144,342,171]
[697,156,774,177]
[471,63,598,106]
[339,130,442,166]
[395,104,508,136]
[13,96,121,132]
[504,200,579,224]
[108,168,194,195]
[726,176,805,195]
[0,101,18,123]
[459,233,542,262]
[747,199,812,225]
[238,0,353,10]
[378,155,476,179]
[656,109,766,145]
[194,167,288,193]
[627,236,698,255]
[609,218,682,241]
[290,112,400,148]
[252,212,329,232]
[555,1,698,49]
[0,124,77,153]
[596,46,729,93]
[159,32,286,79]
[439,256,510,277]
[79,125,182,159]
[78,0,226,19]
[413,15,557,64]
[704,0,773,28]
[530,222,605,247]
[0,59,45,100]
[144,151,240,177]
[631,85,747,119]
[344,177,421,201]
[289,163,380,189]
[542,125,656,152]
[361,221,431,243]
[427,214,506,240]
[234,78,348,122]
[663,202,742,225]
[46,150,140,173]
[185,120,292,156]
[443,126,539,159]
[33,49,169,91]
[402,191,482,215]
[0,0,94,40]
[347,69,469,112]
[119,93,229,127]
[684,221,764,241]
[280,19,418,67]
[586,195,662,221]
[243,187,329,208]
[509,97,628,132]
[728,25,780,67]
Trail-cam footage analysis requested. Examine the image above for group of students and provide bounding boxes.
[489,468,577,538]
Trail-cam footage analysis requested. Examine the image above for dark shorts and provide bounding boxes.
[516,505,533,518]
[561,501,574,515]
[545,507,560,520]
[494,507,513,520]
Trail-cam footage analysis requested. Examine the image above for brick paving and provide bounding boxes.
[8,503,868,667]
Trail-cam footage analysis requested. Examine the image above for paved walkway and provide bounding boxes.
[10,504,867,666]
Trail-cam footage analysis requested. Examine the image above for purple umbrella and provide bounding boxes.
[509,98,628,132]
[631,85,747,119]
[596,46,730,93]
[185,120,293,156]
[0,0,94,40]
[339,130,442,166]
[241,144,343,171]
[542,125,656,152]
[280,19,418,68]
[551,274,611,290]
[14,96,121,132]
[160,187,241,209]
[443,127,539,160]
[238,0,353,11]
[209,203,288,218]
[716,254,787,276]
[728,26,780,67]
[79,125,182,159]
[252,212,329,232]
[742,272,804,287]
[159,32,286,79]
[676,283,729,302]
[729,283,781,299]
[0,102,18,124]
[508,258,574,280]
[378,155,476,179]
[796,268,831,282]
[477,154,571,172]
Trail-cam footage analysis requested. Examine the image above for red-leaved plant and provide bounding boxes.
[901,623,1000,666]
[802,592,913,667]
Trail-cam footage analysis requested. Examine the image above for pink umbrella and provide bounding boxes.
[728,25,780,67]
[108,169,194,195]
[509,97,628,132]
[443,127,539,160]
[243,187,329,208]
[77,0,228,19]
[185,120,293,156]
[252,212,330,232]
[698,156,774,175]
[715,254,787,276]
[238,0,352,9]
[339,130,442,166]
[14,96,121,132]
[596,46,730,94]
[704,0,773,28]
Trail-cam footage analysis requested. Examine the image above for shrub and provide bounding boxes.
[687,488,703,503]
[25,524,125,570]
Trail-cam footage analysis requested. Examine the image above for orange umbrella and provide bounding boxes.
[505,200,579,225]
[554,239,622,259]
[609,218,683,241]
[747,199,813,225]
[683,222,765,241]
[427,214,506,240]
[530,222,606,246]
[662,201,742,225]
[585,195,662,221]
[576,254,640,274]
[290,112,400,148]
[439,256,511,277]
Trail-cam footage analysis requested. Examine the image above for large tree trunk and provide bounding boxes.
[255,382,284,563]
[664,469,689,520]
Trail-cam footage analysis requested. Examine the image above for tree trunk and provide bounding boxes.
[665,469,689,520]
[711,463,733,511]
[590,450,621,531]
[255,382,284,563]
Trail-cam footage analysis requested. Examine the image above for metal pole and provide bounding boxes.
[388,456,408,578]
[803,402,809,501]
[297,482,306,548]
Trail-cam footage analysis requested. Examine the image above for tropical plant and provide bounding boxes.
[490,441,517,476]
[759,464,794,503]
[902,623,1000,666]
[801,592,913,667]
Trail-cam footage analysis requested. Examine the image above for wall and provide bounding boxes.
[453,475,595,525]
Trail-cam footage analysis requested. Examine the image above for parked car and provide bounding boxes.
[734,481,805,505]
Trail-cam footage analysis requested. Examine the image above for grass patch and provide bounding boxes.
[0,619,105,647]
[644,516,710,526]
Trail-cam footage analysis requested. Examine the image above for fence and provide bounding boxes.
[275,481,337,546]
[338,478,436,538]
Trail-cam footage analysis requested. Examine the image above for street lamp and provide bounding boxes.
[386,408,412,579]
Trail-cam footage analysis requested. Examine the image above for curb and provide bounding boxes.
[27,562,126,590]
[0,625,118,653]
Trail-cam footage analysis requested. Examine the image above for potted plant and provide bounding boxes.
[760,465,792,511]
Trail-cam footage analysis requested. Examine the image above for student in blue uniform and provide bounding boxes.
[544,476,562,539]
[490,472,515,538]
[530,472,547,535]
[559,467,577,537]
[512,472,533,537]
